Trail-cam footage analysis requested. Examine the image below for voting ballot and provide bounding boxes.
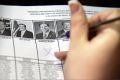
[0,5,118,80]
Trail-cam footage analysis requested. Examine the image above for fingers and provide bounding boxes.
[88,9,120,49]
[68,0,89,47]
[68,0,80,14]
[54,51,67,61]
[88,9,120,27]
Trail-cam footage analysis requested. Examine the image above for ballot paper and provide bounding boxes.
[0,5,117,80]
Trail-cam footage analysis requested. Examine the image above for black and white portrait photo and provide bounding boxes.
[0,19,11,36]
[34,21,56,39]
[13,20,33,38]
[56,20,70,39]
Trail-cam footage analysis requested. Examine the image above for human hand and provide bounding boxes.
[55,0,120,80]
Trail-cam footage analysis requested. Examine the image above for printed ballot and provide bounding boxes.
[0,5,117,80]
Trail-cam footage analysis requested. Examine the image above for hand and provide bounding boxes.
[55,1,120,80]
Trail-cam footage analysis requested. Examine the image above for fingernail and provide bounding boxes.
[68,0,81,15]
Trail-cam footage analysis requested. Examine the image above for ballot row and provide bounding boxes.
[0,55,64,80]
[0,37,67,80]
[0,37,69,60]
[0,18,70,80]
[0,18,70,39]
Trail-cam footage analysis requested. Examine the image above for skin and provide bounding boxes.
[55,2,120,80]
[40,24,50,33]
[19,24,26,31]
[63,22,70,31]
[0,21,5,30]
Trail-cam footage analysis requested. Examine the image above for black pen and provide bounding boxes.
[66,17,120,38]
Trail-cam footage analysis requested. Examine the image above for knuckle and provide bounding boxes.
[71,14,87,26]
[112,9,120,17]
[112,9,120,32]
[71,18,87,27]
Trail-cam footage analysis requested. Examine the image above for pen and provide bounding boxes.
[66,17,120,38]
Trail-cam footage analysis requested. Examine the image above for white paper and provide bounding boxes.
[0,5,117,80]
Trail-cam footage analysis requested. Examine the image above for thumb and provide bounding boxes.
[69,0,89,47]
[55,51,67,61]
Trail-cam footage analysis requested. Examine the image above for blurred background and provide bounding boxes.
[0,0,119,7]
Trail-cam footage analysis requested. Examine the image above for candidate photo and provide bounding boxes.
[0,19,11,36]
[13,21,33,38]
[34,21,56,39]
[57,20,70,38]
